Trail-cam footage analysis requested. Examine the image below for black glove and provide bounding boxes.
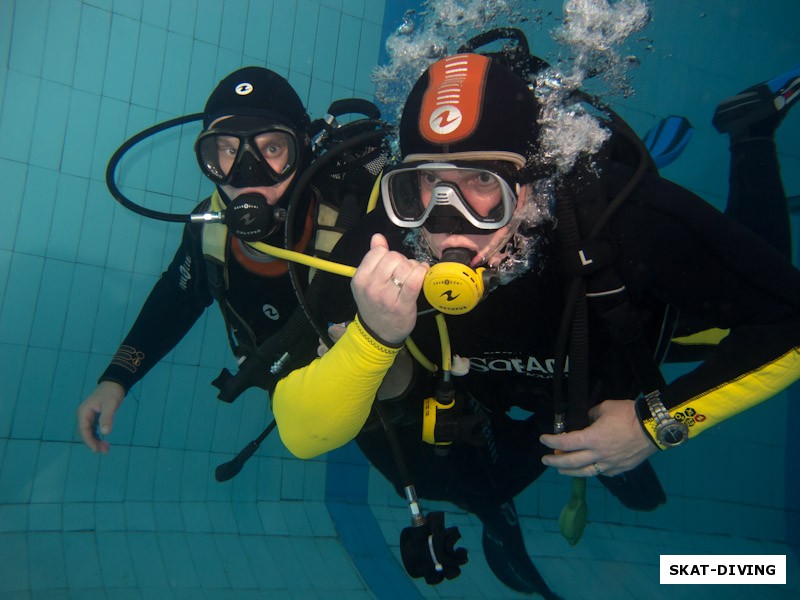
[400,511,468,584]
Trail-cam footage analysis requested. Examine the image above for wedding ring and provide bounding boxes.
[391,276,403,289]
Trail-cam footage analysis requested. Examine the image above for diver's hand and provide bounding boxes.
[76,381,124,454]
[317,322,348,356]
[351,234,428,345]
[539,399,657,477]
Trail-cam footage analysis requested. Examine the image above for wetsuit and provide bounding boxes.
[99,194,318,394]
[272,145,800,508]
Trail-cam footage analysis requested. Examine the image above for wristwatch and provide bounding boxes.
[644,390,688,447]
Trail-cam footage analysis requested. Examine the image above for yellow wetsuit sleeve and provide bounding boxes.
[272,316,401,459]
[639,345,800,449]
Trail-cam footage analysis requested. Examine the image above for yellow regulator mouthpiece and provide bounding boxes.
[423,260,486,315]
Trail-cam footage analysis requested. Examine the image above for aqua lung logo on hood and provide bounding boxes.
[429,106,463,134]
[419,54,491,144]
[235,82,254,96]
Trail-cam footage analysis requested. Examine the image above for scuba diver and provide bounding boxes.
[270,44,800,596]
[76,66,388,457]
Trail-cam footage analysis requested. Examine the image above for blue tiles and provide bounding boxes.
[92,96,133,182]
[219,0,249,56]
[61,89,101,178]
[130,24,168,109]
[48,175,90,262]
[104,14,141,102]
[355,19,383,95]
[61,263,106,352]
[29,443,70,503]
[0,160,27,252]
[0,70,40,164]
[44,354,90,438]
[73,5,112,95]
[2,0,800,598]
[30,81,71,172]
[157,33,194,114]
[333,14,361,90]
[0,252,44,346]
[168,0,199,38]
[15,167,58,257]
[8,0,48,76]
[11,347,59,439]
[289,1,320,77]
[267,2,298,70]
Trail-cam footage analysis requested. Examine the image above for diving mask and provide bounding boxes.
[381,162,518,231]
[195,117,300,188]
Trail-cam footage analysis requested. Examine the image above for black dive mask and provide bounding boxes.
[195,118,301,188]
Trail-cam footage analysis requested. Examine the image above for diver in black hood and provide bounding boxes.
[76,66,377,454]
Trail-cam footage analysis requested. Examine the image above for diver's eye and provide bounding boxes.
[419,171,438,187]
[263,143,282,157]
[216,137,240,157]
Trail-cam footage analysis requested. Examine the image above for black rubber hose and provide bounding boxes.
[285,126,389,342]
[550,94,653,430]
[215,420,277,482]
[105,113,204,222]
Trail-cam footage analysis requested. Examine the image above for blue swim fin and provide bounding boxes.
[642,115,694,169]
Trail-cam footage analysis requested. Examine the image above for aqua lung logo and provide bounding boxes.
[178,254,192,290]
[440,289,461,302]
[235,82,254,95]
[262,304,279,320]
[239,213,256,226]
[429,106,462,135]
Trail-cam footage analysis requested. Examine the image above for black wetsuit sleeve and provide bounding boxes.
[98,221,214,393]
[608,165,800,444]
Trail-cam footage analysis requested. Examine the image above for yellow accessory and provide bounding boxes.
[423,261,487,315]
[421,396,456,447]
[559,478,588,546]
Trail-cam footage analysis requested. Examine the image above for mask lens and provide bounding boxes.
[197,134,240,181]
[195,125,300,186]
[382,164,516,229]
[385,169,427,222]
[252,130,297,179]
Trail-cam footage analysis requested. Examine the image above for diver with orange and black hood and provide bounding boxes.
[271,51,800,595]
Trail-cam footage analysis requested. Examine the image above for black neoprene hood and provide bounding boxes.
[203,66,310,132]
[399,54,542,159]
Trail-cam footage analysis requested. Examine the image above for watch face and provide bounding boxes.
[658,422,689,447]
